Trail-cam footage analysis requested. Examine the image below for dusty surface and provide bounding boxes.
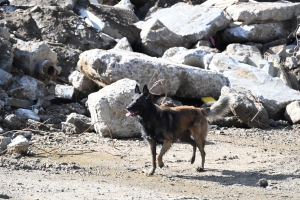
[1,125,300,199]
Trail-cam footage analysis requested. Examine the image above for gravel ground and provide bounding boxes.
[1,125,300,199]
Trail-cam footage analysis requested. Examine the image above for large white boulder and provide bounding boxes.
[87,79,140,138]
[78,49,228,99]
[284,101,300,124]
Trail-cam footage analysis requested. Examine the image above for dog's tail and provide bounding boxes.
[202,96,231,122]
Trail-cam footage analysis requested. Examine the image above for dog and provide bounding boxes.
[126,84,230,176]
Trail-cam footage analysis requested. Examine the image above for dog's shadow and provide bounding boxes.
[174,169,299,187]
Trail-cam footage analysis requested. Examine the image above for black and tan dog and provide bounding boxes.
[126,85,230,176]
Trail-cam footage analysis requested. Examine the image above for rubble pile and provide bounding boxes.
[1,0,300,154]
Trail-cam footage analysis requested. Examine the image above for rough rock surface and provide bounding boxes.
[284,101,300,124]
[87,78,140,138]
[147,2,230,43]
[78,49,228,99]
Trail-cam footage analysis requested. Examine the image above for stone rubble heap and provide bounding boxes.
[1,0,300,154]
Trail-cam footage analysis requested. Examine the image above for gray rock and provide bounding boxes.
[227,2,300,23]
[209,53,300,119]
[78,49,228,99]
[147,2,230,44]
[0,68,12,89]
[284,101,300,124]
[66,113,93,133]
[285,56,298,70]
[114,37,133,51]
[15,108,40,121]
[258,178,268,187]
[226,43,262,58]
[163,47,215,69]
[68,71,99,95]
[87,78,140,138]
[7,135,29,155]
[140,19,187,57]
[221,86,269,128]
[8,0,77,7]
[222,21,293,44]
[0,136,12,151]
[0,37,13,71]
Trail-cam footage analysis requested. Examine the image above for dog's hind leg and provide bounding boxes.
[178,131,197,164]
[147,139,157,176]
[189,125,207,172]
[157,140,172,168]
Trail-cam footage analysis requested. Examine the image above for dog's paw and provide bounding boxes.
[146,169,155,176]
[196,167,205,172]
[190,156,195,164]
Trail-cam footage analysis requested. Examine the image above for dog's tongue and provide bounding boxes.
[126,112,133,117]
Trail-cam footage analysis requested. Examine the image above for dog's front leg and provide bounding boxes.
[157,140,172,168]
[147,139,156,176]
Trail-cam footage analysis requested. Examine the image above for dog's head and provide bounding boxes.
[126,84,153,117]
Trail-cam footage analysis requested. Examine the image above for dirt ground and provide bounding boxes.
[1,125,300,200]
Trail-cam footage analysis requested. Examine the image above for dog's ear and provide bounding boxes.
[135,84,141,94]
[143,85,149,95]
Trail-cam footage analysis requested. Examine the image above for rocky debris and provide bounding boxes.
[209,53,300,119]
[87,78,140,138]
[78,48,228,99]
[7,135,29,155]
[146,2,230,44]
[284,101,300,124]
[75,1,140,44]
[0,0,300,146]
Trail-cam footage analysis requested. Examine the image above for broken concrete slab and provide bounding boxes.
[209,53,300,119]
[13,40,58,81]
[147,2,230,44]
[222,21,293,44]
[78,48,228,99]
[284,101,300,124]
[87,78,140,138]
[140,18,188,57]
[0,37,13,72]
[226,2,300,24]
[221,86,269,128]
[162,47,215,69]
[0,68,12,89]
